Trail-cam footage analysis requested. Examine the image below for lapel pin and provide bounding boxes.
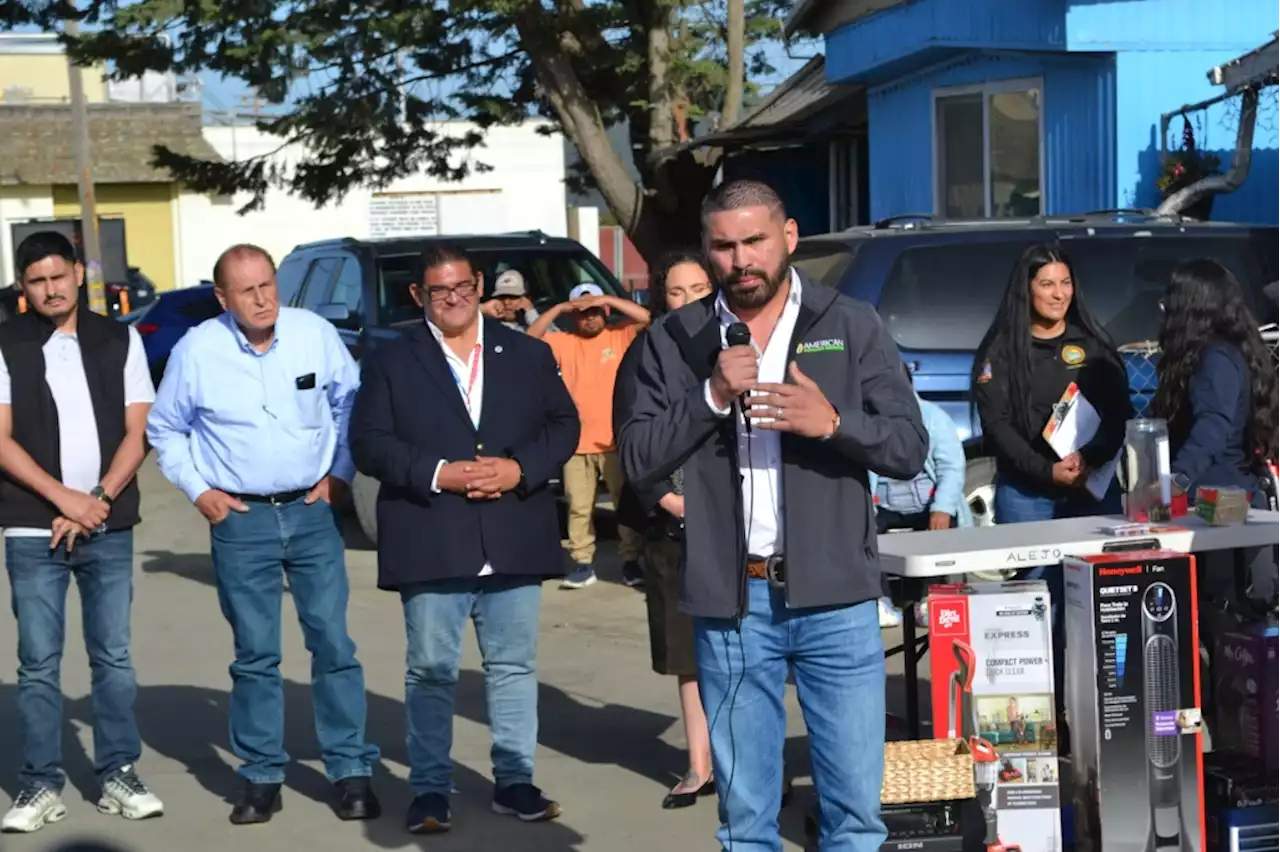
[494,345,504,354]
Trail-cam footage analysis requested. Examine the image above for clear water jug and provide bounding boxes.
[1124,418,1172,522]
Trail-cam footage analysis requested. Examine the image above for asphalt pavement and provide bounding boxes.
[0,460,924,852]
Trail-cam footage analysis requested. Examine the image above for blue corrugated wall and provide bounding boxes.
[865,52,1116,222]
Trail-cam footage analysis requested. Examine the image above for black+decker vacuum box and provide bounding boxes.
[1063,550,1204,852]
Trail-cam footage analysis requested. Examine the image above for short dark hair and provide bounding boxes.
[213,244,275,289]
[417,243,473,282]
[15,231,78,281]
[700,179,786,223]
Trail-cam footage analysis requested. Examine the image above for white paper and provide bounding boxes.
[1044,385,1117,502]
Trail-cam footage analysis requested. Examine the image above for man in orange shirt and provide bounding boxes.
[529,284,649,589]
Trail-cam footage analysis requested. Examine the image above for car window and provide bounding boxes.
[276,257,309,306]
[792,241,858,288]
[328,257,363,325]
[176,290,223,323]
[877,233,1278,352]
[376,247,624,327]
[298,258,339,311]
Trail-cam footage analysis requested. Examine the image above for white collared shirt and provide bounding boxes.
[426,318,493,576]
[703,268,803,558]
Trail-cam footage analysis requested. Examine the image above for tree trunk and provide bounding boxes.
[721,0,745,127]
[515,10,669,261]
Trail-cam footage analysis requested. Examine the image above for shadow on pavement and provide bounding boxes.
[138,550,217,587]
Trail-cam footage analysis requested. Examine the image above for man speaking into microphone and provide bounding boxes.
[616,180,926,852]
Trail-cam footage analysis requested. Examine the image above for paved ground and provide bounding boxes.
[0,460,926,852]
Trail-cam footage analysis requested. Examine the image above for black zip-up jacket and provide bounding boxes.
[616,274,927,618]
[974,324,1133,499]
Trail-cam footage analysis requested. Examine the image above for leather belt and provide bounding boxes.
[232,488,310,505]
[746,554,786,587]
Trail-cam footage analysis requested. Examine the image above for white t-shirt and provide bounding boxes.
[0,325,155,537]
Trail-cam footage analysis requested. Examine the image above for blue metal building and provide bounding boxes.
[787,0,1279,225]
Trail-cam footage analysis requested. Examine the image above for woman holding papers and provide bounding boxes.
[1153,258,1277,501]
[972,242,1134,524]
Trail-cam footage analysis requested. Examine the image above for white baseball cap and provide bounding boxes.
[569,283,604,301]
[492,269,527,298]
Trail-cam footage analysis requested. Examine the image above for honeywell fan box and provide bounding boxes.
[1063,551,1204,852]
[928,581,1060,852]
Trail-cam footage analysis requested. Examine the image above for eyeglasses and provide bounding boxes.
[424,279,479,303]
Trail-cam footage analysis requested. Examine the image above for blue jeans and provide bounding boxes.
[6,529,139,790]
[401,575,542,796]
[695,582,886,852]
[209,497,378,785]
[994,475,1122,720]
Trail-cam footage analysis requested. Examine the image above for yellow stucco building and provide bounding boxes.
[0,33,216,291]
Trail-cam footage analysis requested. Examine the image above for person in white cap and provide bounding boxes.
[480,269,541,332]
[528,283,650,588]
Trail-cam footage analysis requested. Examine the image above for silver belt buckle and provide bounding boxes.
[765,554,786,589]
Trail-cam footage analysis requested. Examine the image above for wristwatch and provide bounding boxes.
[90,485,113,506]
[819,407,841,441]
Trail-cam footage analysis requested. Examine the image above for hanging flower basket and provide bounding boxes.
[1157,115,1221,217]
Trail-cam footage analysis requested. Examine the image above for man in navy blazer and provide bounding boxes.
[349,244,579,836]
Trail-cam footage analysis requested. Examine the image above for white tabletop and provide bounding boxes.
[877,510,1280,578]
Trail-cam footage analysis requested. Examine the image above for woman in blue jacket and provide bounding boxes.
[1153,258,1277,501]
[871,364,973,627]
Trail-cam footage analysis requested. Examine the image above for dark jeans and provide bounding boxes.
[993,475,1123,729]
[400,575,542,795]
[209,497,378,785]
[6,529,140,790]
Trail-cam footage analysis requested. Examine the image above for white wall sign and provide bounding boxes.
[368,192,440,238]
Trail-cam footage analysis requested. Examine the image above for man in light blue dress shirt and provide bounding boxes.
[146,244,380,826]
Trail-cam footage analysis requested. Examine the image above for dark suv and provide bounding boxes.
[275,231,630,542]
[791,211,1279,527]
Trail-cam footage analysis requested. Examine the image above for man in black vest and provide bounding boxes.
[0,232,162,834]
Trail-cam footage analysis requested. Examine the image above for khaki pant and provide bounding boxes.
[562,452,642,566]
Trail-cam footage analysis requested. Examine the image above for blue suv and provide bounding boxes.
[791,211,1278,526]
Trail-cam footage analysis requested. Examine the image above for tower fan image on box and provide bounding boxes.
[1063,551,1204,852]
[929,581,1060,852]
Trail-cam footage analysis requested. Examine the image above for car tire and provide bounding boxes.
[353,471,379,545]
[965,456,1016,581]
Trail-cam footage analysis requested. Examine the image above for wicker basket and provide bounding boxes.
[881,739,975,804]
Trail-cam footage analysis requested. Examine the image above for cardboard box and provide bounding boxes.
[1212,622,1279,771]
[1063,550,1204,852]
[928,581,1060,852]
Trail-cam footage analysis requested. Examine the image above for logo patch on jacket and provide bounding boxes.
[977,361,993,383]
[795,338,844,355]
[1061,345,1086,367]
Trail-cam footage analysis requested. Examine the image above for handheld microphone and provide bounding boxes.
[725,322,753,434]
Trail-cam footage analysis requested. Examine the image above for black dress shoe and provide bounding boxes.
[662,771,715,810]
[334,776,381,821]
[230,782,282,825]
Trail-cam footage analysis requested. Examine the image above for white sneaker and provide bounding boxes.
[1,786,67,833]
[97,765,164,821]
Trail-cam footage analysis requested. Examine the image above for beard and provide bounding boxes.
[718,253,790,311]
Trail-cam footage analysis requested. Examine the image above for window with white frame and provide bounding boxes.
[934,79,1043,219]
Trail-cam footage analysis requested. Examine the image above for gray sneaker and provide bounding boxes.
[1,786,66,833]
[98,765,164,821]
[560,566,597,589]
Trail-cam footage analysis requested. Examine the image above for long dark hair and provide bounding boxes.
[1152,258,1278,461]
[648,249,714,317]
[972,243,1117,435]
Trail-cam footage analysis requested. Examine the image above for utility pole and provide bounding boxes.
[64,17,107,315]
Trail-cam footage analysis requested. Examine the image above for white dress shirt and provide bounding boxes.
[0,326,155,537]
[426,318,493,577]
[703,268,803,558]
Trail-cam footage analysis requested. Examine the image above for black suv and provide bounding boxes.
[791,211,1279,528]
[275,231,631,543]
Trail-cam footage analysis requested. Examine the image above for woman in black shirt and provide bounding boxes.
[974,242,1133,524]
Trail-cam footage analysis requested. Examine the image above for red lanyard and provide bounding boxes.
[457,343,482,408]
